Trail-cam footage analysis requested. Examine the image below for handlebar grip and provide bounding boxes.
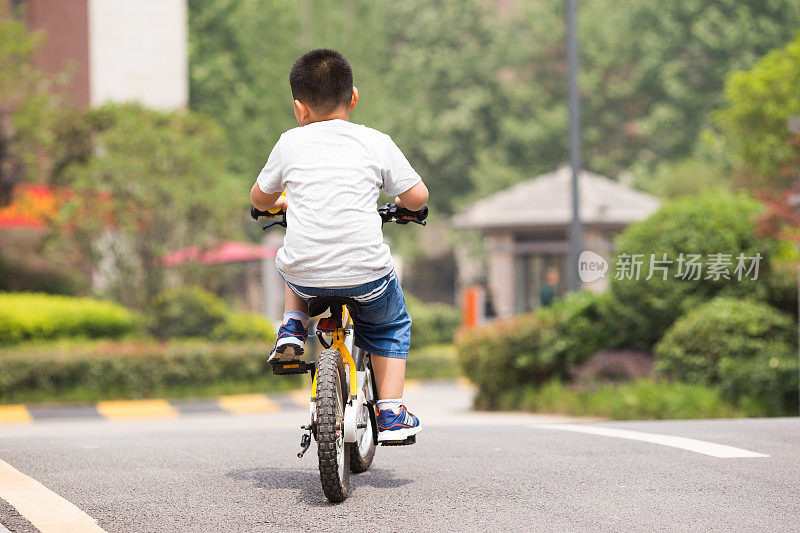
[377,203,429,225]
[395,205,428,221]
[250,204,284,220]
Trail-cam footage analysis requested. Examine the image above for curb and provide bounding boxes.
[0,378,466,425]
[0,390,309,425]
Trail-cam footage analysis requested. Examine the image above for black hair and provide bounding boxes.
[289,49,353,114]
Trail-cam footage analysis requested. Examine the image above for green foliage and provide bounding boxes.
[149,287,275,343]
[53,104,239,309]
[632,157,730,199]
[655,297,798,415]
[405,295,461,348]
[482,0,800,187]
[187,0,300,176]
[0,340,293,403]
[188,1,800,212]
[0,292,136,344]
[405,344,460,380]
[494,379,743,420]
[211,311,275,342]
[150,287,227,340]
[0,7,58,206]
[715,31,800,184]
[188,0,499,213]
[455,291,612,408]
[609,190,783,349]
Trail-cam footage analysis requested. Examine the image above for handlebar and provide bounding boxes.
[249,203,428,230]
[250,205,287,229]
[377,203,428,226]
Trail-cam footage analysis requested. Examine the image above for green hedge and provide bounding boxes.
[0,340,291,403]
[456,291,612,408]
[405,295,461,348]
[655,297,798,415]
[0,292,137,344]
[149,287,275,342]
[211,311,275,342]
[492,379,743,420]
[610,190,788,350]
[150,287,227,340]
[406,343,460,379]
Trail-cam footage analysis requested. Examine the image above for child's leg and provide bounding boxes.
[268,283,309,363]
[371,354,406,399]
[284,283,309,315]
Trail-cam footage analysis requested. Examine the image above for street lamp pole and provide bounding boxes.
[789,115,800,412]
[566,0,583,292]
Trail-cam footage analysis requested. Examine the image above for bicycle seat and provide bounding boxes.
[307,296,360,318]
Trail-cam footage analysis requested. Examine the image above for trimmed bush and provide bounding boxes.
[0,292,136,344]
[150,287,228,340]
[456,290,613,408]
[406,343,460,379]
[0,340,290,402]
[405,295,461,348]
[655,297,798,415]
[211,311,275,342]
[497,379,742,420]
[569,350,654,384]
[610,190,786,350]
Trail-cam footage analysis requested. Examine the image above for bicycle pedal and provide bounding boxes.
[380,435,416,446]
[272,361,315,375]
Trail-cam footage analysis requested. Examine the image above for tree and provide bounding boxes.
[0,7,58,206]
[715,31,800,186]
[488,0,800,187]
[188,0,501,213]
[187,0,300,178]
[54,104,239,309]
[187,0,800,211]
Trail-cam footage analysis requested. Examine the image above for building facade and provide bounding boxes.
[454,167,660,318]
[18,0,187,110]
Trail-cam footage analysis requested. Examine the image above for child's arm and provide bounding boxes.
[394,181,429,211]
[250,184,287,212]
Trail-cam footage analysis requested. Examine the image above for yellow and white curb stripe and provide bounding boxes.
[217,393,280,414]
[96,399,180,421]
[0,405,32,425]
[0,390,307,425]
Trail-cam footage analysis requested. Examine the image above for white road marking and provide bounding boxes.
[533,423,769,458]
[0,457,107,532]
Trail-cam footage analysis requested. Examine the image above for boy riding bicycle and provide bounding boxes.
[249,49,428,443]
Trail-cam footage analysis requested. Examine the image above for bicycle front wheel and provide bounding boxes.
[316,348,350,502]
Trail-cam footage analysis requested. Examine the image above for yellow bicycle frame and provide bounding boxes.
[310,305,358,402]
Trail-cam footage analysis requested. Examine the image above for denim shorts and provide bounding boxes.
[282,271,412,359]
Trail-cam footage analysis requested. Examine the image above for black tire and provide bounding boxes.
[316,348,350,502]
[349,365,376,473]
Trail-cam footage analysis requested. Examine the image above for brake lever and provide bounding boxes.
[261,212,287,230]
[396,217,426,226]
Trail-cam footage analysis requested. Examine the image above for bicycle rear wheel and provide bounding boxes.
[349,361,376,473]
[316,348,350,502]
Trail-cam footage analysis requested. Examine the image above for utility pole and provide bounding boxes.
[788,115,800,413]
[566,0,583,292]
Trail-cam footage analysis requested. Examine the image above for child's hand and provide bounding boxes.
[274,195,289,211]
[394,196,405,208]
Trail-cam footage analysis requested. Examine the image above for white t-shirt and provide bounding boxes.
[256,119,422,288]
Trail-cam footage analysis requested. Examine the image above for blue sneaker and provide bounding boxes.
[268,319,308,364]
[377,405,422,442]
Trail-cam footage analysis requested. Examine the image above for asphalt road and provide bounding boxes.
[1,381,799,532]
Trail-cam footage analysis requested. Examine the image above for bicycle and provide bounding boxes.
[250,202,428,502]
